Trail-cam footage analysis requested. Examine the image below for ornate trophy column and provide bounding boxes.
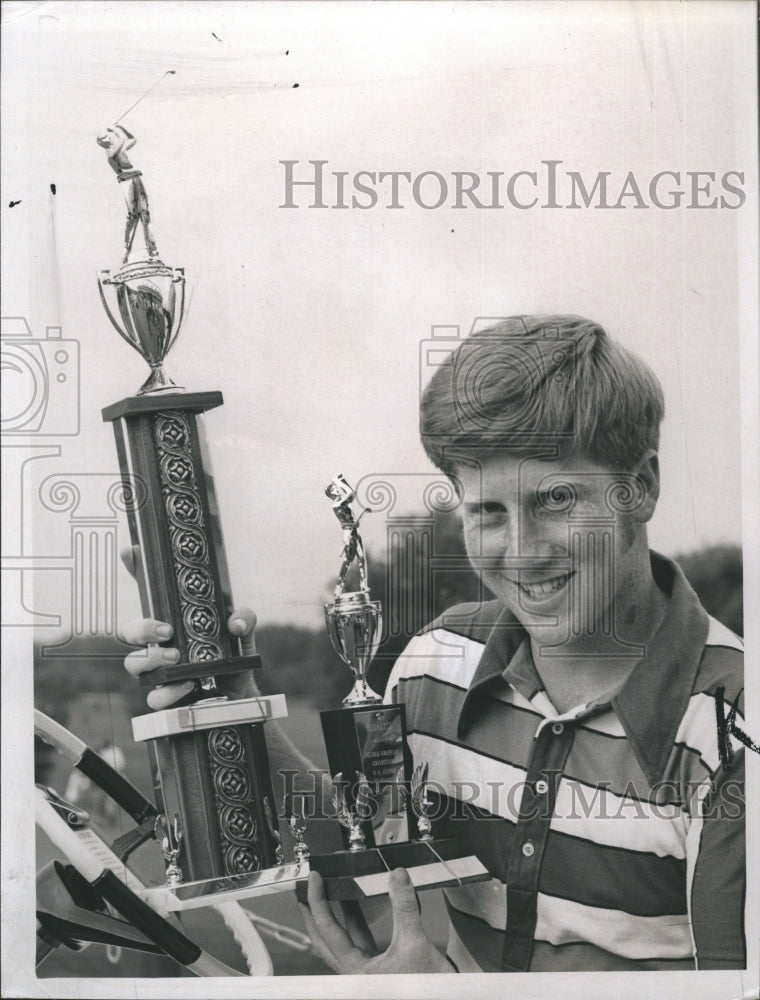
[97,126,288,888]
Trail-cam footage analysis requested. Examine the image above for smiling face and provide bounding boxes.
[458,450,658,650]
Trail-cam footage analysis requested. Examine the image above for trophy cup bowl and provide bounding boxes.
[98,261,186,394]
[324,591,383,706]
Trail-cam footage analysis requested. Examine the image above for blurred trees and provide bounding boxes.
[675,544,743,636]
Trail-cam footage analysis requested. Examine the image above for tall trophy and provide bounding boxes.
[96,125,303,907]
[296,476,488,901]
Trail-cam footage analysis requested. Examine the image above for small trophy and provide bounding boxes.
[333,772,373,851]
[284,797,311,865]
[320,475,413,850]
[155,813,184,888]
[295,476,489,901]
[403,763,434,841]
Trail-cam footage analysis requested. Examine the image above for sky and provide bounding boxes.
[1,0,757,639]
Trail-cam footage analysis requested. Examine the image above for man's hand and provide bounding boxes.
[120,545,258,710]
[299,869,453,975]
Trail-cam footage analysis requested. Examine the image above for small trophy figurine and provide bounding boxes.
[96,125,185,394]
[403,762,434,841]
[285,797,311,865]
[332,772,371,852]
[263,797,284,865]
[155,813,184,887]
[96,124,159,264]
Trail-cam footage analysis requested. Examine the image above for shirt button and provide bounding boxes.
[522,841,535,858]
[552,722,564,735]
[535,779,549,794]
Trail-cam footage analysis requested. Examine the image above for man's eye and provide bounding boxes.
[466,502,507,520]
[482,502,506,514]
[535,485,577,514]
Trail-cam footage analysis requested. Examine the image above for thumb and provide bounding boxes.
[387,868,423,944]
[228,607,257,656]
[120,544,140,580]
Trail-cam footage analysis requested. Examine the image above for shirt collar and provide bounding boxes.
[612,552,708,784]
[457,552,709,785]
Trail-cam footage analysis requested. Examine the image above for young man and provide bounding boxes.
[379,314,746,971]
[124,315,745,973]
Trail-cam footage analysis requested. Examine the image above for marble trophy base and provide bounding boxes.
[295,839,489,902]
[142,863,309,913]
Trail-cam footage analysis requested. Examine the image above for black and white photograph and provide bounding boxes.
[1,2,758,998]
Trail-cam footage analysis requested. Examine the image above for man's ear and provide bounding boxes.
[447,470,464,500]
[631,450,660,522]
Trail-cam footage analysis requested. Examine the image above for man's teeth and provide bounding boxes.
[518,574,568,598]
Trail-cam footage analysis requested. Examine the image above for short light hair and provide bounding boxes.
[420,315,664,474]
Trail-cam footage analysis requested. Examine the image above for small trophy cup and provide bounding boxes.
[296,476,489,901]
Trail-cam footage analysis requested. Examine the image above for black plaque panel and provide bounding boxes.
[320,702,414,849]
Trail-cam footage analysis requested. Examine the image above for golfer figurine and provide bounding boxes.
[325,474,372,597]
[97,124,159,263]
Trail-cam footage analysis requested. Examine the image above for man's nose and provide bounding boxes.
[504,516,567,562]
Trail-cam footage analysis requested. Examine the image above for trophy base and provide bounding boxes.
[132,692,288,741]
[136,652,263,689]
[141,862,308,912]
[140,841,489,911]
[295,838,489,902]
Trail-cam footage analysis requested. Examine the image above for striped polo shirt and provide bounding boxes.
[384,551,746,971]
